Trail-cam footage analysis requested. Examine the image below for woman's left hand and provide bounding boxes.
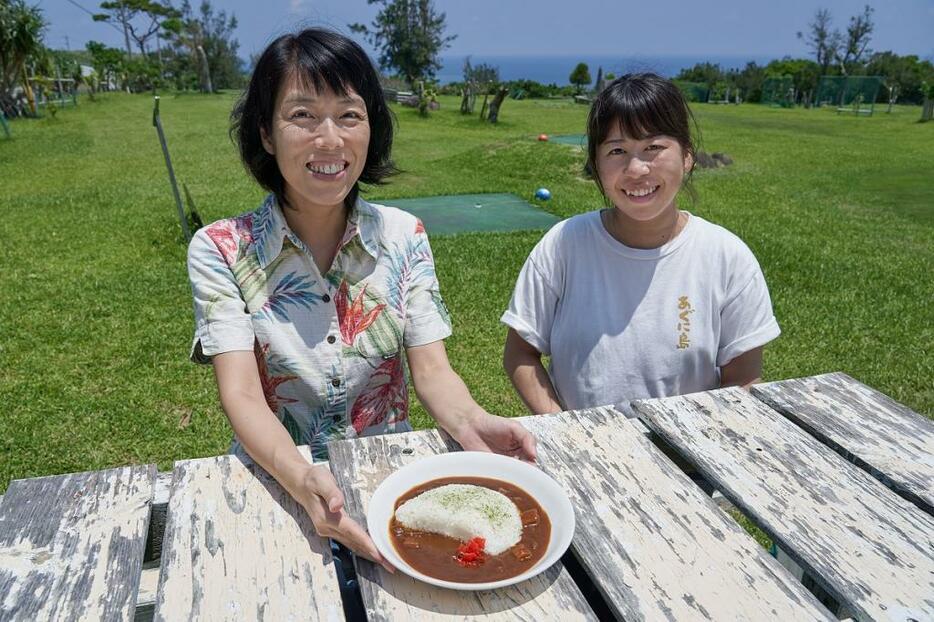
[453,412,537,462]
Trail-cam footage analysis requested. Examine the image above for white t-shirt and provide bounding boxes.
[501,211,780,411]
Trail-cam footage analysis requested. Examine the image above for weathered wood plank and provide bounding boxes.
[635,388,934,622]
[328,430,597,621]
[752,372,934,515]
[132,564,160,622]
[0,465,156,621]
[153,448,344,621]
[522,407,834,621]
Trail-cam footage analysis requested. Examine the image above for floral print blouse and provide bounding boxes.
[187,195,452,459]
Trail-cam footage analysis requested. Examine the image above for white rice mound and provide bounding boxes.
[394,484,522,555]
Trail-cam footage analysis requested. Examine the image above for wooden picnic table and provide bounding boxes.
[0,372,931,621]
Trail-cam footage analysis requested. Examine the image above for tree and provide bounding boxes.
[765,57,821,103]
[840,5,874,73]
[569,62,591,94]
[921,81,933,122]
[798,5,874,77]
[797,8,841,75]
[124,54,160,91]
[486,87,508,123]
[0,0,47,115]
[163,1,240,92]
[93,1,178,58]
[415,80,436,117]
[465,58,498,91]
[460,56,498,113]
[350,0,455,88]
[86,40,126,90]
[733,61,766,102]
[163,23,206,91]
[675,62,724,87]
[865,51,934,104]
[178,20,211,92]
[93,1,132,58]
[196,1,241,89]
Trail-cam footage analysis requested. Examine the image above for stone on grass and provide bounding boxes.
[712,152,733,166]
[695,151,717,169]
[695,151,734,169]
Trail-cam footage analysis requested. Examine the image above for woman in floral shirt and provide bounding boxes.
[187,28,536,570]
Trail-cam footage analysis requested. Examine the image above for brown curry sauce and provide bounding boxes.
[389,476,551,583]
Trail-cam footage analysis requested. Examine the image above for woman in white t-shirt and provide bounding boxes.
[502,73,780,413]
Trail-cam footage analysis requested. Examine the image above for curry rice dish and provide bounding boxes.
[390,477,551,583]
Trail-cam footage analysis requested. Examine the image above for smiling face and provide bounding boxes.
[596,124,693,222]
[261,77,371,212]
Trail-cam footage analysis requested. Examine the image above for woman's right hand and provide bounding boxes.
[210,353,395,573]
[297,465,396,574]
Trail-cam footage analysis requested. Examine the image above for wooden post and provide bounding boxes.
[152,96,192,241]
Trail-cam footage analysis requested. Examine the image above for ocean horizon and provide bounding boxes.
[435,54,775,85]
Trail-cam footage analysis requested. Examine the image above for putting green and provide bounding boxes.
[374,193,560,235]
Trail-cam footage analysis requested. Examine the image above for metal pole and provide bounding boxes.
[152,96,191,240]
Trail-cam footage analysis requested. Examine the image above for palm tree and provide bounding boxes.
[0,0,47,116]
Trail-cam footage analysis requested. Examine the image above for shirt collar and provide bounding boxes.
[254,195,380,269]
[348,197,380,259]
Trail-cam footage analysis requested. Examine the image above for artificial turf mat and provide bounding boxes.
[376,193,561,235]
[549,134,587,147]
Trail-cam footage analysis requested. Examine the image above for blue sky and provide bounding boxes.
[40,0,934,61]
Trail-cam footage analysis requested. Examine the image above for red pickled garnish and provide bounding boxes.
[455,536,487,567]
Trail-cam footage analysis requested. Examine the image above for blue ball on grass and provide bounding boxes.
[534,188,551,201]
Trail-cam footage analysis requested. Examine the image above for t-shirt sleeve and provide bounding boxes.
[717,251,781,367]
[187,229,255,364]
[501,245,561,356]
[402,221,453,347]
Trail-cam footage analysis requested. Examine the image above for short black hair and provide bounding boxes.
[586,73,698,202]
[231,28,397,209]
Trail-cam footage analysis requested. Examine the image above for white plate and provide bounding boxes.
[366,451,575,591]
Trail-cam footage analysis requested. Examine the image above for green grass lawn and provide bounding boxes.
[1,93,931,492]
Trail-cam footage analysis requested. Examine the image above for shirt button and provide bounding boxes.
[322,294,331,303]
[327,335,336,344]
[331,378,341,388]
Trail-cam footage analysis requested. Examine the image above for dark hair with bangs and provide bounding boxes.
[586,72,698,202]
[231,28,397,209]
